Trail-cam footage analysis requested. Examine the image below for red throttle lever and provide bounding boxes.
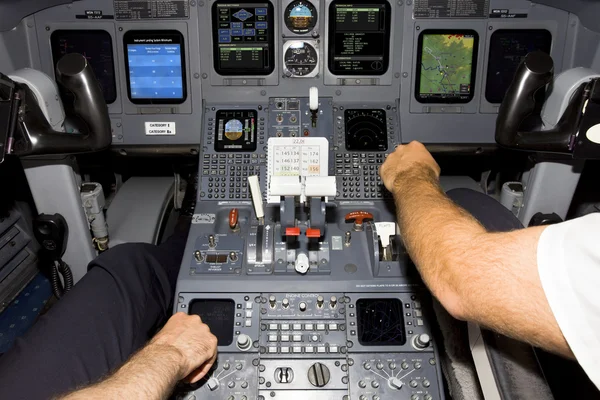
[345,211,374,231]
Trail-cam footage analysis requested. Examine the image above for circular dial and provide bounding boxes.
[344,109,388,151]
[307,362,331,387]
[284,41,318,77]
[285,1,318,34]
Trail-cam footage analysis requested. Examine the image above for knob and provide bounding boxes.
[308,362,330,388]
[282,298,290,309]
[269,295,276,308]
[372,380,380,389]
[207,377,220,391]
[414,333,431,349]
[237,334,252,351]
[317,295,324,308]
[358,380,367,388]
[299,302,307,312]
[330,296,338,309]
[296,252,310,274]
[388,377,403,390]
[229,208,239,230]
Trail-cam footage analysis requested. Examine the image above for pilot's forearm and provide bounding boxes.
[391,165,572,357]
[58,342,183,400]
[391,165,485,318]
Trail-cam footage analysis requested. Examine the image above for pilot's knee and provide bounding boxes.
[88,242,157,273]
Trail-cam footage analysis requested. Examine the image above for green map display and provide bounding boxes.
[419,33,475,99]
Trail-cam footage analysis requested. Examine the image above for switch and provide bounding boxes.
[293,346,302,353]
[208,235,216,248]
[245,311,252,318]
[246,302,253,310]
[329,345,338,353]
[281,335,290,342]
[282,298,290,309]
[293,335,302,342]
[245,320,252,327]
[330,296,338,309]
[317,346,326,353]
[281,323,290,330]
[304,323,314,330]
[207,377,220,391]
[293,323,302,330]
[268,334,278,342]
[269,323,278,330]
[299,302,307,312]
[268,346,277,353]
[317,296,324,308]
[316,324,326,331]
[281,346,290,353]
[305,345,314,353]
[269,295,276,308]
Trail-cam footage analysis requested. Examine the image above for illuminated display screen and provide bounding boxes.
[123,30,186,104]
[212,1,275,75]
[486,29,552,103]
[415,30,479,103]
[328,1,391,76]
[50,30,117,104]
[356,298,406,346]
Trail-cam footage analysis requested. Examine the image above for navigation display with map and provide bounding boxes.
[415,30,478,103]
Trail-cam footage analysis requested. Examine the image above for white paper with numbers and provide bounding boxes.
[267,137,329,203]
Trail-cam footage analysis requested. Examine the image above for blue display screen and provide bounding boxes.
[126,43,184,100]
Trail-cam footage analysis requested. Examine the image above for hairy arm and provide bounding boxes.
[59,312,218,400]
[380,142,572,358]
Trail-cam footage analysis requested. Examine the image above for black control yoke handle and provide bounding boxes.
[495,51,586,154]
[9,53,111,157]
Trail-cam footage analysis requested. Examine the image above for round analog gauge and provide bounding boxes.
[284,41,319,77]
[285,1,318,34]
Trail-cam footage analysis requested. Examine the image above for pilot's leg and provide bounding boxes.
[0,230,188,400]
[446,188,524,231]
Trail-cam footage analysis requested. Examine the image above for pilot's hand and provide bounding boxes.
[379,141,441,192]
[151,312,218,384]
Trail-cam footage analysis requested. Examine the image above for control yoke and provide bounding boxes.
[496,51,600,158]
[0,53,111,160]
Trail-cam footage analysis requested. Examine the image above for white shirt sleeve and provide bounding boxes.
[537,213,600,389]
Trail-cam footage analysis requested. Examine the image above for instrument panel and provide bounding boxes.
[30,0,571,145]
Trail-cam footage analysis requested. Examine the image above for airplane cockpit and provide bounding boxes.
[1,0,600,398]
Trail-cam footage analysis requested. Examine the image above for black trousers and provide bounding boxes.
[0,189,522,400]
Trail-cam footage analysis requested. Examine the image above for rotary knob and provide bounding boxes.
[308,362,331,388]
[414,333,431,349]
[236,334,252,351]
[388,377,403,390]
[207,377,220,391]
